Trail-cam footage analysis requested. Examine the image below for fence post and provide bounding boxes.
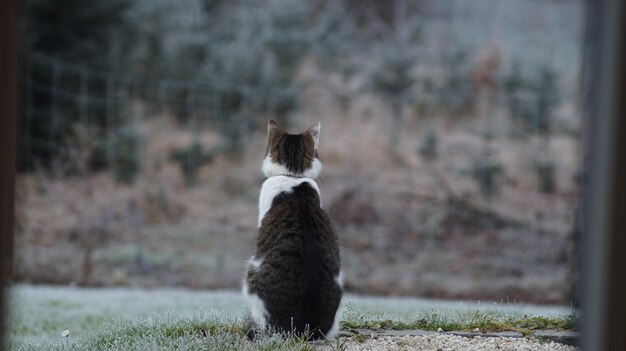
[79,67,88,129]
[49,61,61,153]
[106,77,115,168]
[0,0,18,347]
[582,0,626,350]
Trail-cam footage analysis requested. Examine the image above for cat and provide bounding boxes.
[242,120,343,340]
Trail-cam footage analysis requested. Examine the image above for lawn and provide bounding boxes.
[7,285,576,350]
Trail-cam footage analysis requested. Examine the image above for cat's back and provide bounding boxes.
[259,177,328,233]
[251,176,341,337]
[257,176,338,268]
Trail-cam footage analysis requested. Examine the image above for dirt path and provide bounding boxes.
[316,329,579,351]
[322,334,578,351]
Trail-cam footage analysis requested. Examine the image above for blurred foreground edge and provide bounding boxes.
[582,0,626,350]
[0,0,18,348]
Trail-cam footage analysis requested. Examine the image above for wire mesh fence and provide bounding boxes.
[16,0,584,301]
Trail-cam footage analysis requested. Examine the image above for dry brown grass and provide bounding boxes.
[14,66,581,303]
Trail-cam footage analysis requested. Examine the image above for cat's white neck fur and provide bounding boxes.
[258,175,321,227]
[262,155,322,179]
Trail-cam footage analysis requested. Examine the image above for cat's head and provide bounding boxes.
[262,120,322,179]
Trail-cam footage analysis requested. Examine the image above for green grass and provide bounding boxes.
[8,285,578,350]
[341,305,578,334]
[341,297,578,333]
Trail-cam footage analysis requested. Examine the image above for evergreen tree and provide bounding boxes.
[200,0,314,155]
[367,19,419,159]
[312,1,360,118]
[24,0,146,170]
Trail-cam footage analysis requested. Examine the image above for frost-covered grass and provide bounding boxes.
[342,303,577,333]
[8,285,244,347]
[8,285,577,350]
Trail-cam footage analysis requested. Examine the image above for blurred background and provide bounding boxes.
[15,0,584,304]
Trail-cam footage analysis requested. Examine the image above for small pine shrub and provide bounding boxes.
[533,158,556,194]
[418,130,438,161]
[535,65,559,135]
[414,77,437,117]
[469,152,504,199]
[89,137,110,171]
[501,61,534,137]
[367,20,420,157]
[502,62,559,136]
[217,113,249,157]
[112,126,142,184]
[170,141,215,186]
[438,48,476,115]
[203,0,313,148]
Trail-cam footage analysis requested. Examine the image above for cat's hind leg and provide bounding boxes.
[242,264,268,340]
[245,314,260,341]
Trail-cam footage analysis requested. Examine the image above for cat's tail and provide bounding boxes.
[300,229,323,339]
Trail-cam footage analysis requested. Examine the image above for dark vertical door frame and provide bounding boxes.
[582,0,626,350]
[0,0,18,347]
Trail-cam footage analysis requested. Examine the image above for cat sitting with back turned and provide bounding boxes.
[242,120,343,340]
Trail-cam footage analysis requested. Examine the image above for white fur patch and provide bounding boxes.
[258,176,321,227]
[246,256,263,270]
[327,305,342,339]
[242,279,268,329]
[303,158,322,179]
[262,155,322,179]
[262,155,290,178]
[335,271,344,288]
[326,272,344,338]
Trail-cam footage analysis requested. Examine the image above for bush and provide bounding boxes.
[170,141,215,186]
[501,62,559,136]
[533,158,556,194]
[23,0,158,171]
[112,126,142,184]
[367,19,420,157]
[418,130,438,161]
[438,47,476,115]
[535,65,559,135]
[468,151,504,199]
[200,0,313,152]
[502,61,533,136]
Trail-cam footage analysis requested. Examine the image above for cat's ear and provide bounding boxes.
[306,122,321,149]
[268,120,281,136]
